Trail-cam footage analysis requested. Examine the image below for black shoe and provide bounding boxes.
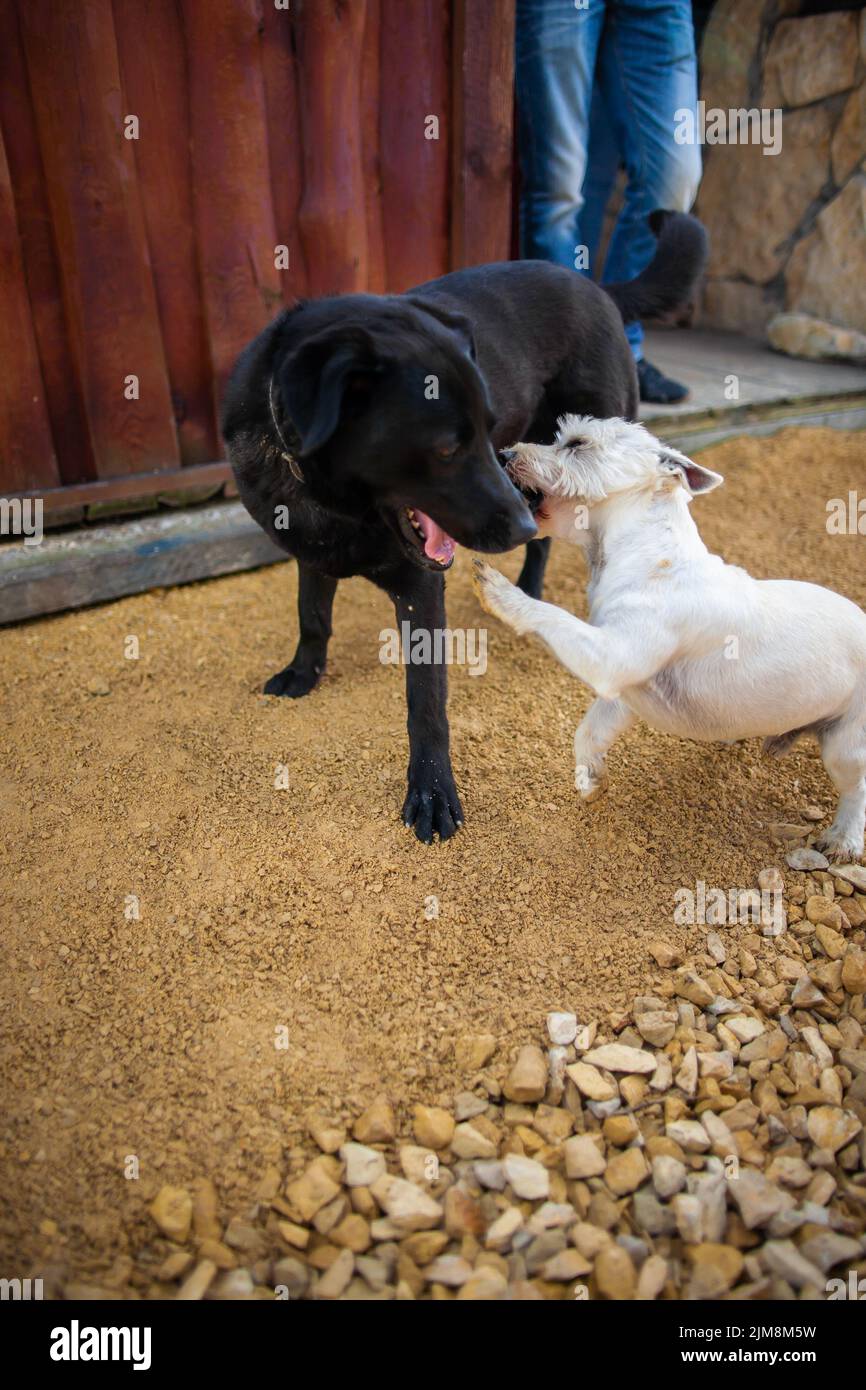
[637,358,689,404]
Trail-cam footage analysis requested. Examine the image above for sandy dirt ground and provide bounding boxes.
[1,425,865,1287]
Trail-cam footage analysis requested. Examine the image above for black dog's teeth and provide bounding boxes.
[406,507,424,537]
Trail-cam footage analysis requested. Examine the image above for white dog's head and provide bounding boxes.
[503,415,723,539]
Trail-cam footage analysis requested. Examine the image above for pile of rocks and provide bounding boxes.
[123,857,866,1299]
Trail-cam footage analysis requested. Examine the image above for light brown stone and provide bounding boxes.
[842,946,866,995]
[764,12,859,108]
[649,939,683,968]
[582,1043,655,1074]
[806,895,844,928]
[564,1134,607,1179]
[316,1247,354,1299]
[191,1179,221,1241]
[307,1114,346,1154]
[565,1061,617,1102]
[699,106,832,284]
[353,1094,395,1144]
[503,1045,548,1103]
[787,176,866,334]
[455,1033,497,1070]
[816,922,847,960]
[635,1009,678,1047]
[807,1105,862,1154]
[604,1147,649,1196]
[330,1213,371,1253]
[149,1185,193,1244]
[699,0,763,110]
[832,83,866,186]
[370,1176,443,1232]
[176,1258,217,1301]
[402,1230,449,1265]
[594,1244,636,1299]
[412,1105,455,1150]
[285,1163,341,1223]
[450,1122,497,1161]
[686,1243,744,1298]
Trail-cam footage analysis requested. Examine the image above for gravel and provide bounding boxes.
[98,854,866,1298]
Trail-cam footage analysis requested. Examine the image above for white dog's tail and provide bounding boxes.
[603,211,709,326]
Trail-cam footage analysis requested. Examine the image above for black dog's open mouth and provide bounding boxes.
[393,505,457,570]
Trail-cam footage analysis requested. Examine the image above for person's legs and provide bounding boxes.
[595,0,701,379]
[515,0,607,269]
[579,86,621,276]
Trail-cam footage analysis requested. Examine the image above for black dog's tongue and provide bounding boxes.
[414,509,456,565]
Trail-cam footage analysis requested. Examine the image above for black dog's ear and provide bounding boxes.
[405,297,477,361]
[279,327,384,457]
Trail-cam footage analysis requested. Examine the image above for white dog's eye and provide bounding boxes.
[567,438,589,449]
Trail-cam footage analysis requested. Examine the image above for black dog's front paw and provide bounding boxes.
[263,664,321,698]
[402,767,464,843]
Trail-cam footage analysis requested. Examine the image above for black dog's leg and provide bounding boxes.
[264,563,338,698]
[516,537,551,599]
[389,567,463,843]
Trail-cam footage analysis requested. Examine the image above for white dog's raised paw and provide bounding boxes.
[471,559,523,627]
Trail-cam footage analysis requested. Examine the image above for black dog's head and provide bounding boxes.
[274,296,536,571]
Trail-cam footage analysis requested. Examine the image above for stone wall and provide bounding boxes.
[696,2,866,340]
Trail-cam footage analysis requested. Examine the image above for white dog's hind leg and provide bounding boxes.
[573,698,637,801]
[815,713,866,862]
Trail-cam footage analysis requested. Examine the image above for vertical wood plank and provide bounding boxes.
[380,0,450,291]
[113,0,217,465]
[294,0,369,296]
[361,0,387,294]
[181,0,283,397]
[18,0,180,478]
[0,124,59,493]
[261,0,309,305]
[0,2,94,487]
[450,0,516,268]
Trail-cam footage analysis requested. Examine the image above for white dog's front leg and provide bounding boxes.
[473,560,670,701]
[471,560,543,636]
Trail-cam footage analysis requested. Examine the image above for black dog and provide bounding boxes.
[221,210,707,842]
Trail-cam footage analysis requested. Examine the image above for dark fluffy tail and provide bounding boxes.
[603,210,709,325]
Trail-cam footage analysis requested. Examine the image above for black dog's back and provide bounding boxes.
[411,211,708,443]
[409,211,708,597]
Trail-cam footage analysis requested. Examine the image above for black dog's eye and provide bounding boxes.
[433,442,458,460]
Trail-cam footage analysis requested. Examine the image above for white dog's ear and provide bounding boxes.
[658,448,723,496]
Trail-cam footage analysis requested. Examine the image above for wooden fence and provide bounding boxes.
[0,0,516,522]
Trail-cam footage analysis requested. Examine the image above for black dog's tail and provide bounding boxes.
[603,210,709,324]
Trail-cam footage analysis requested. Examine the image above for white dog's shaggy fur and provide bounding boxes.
[473,415,866,861]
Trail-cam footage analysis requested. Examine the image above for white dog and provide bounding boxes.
[473,415,866,861]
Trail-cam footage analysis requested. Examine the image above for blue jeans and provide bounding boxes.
[515,0,701,359]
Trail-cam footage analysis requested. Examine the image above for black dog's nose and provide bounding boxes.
[512,511,539,545]
[479,506,537,552]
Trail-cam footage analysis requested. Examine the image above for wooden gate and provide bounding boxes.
[0,0,516,524]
